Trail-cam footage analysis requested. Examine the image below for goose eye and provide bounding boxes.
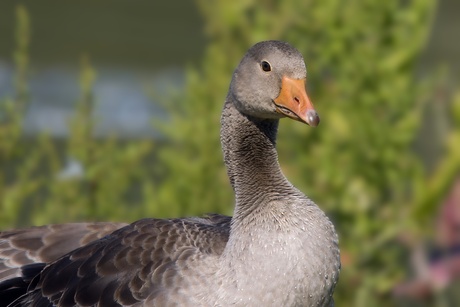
[261,61,271,72]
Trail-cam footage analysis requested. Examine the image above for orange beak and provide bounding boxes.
[274,76,320,127]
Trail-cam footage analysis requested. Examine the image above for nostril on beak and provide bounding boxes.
[306,109,320,127]
[294,97,300,104]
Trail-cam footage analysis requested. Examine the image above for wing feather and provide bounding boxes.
[12,215,231,306]
[0,222,127,283]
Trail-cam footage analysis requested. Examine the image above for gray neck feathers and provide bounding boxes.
[220,96,299,224]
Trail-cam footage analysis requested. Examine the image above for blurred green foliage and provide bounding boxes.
[1,1,460,306]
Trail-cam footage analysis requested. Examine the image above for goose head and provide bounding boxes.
[229,40,320,127]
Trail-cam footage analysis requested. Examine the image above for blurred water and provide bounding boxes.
[0,61,184,138]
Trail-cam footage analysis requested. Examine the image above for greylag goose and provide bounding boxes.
[0,40,340,306]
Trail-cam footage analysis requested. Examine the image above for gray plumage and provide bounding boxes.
[0,40,340,307]
[0,223,127,283]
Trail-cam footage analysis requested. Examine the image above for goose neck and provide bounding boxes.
[220,98,293,215]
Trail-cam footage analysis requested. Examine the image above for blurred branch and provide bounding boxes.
[13,5,30,112]
[413,90,460,224]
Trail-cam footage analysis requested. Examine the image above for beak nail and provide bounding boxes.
[306,109,320,127]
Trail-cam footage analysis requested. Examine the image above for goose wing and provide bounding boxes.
[14,215,230,306]
[0,222,127,283]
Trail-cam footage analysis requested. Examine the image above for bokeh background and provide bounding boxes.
[1,1,460,306]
